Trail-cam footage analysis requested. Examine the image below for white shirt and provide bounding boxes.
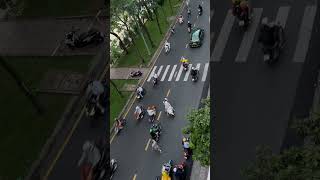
[183,141,190,149]
[135,106,142,114]
[153,74,158,78]
[137,87,143,92]
[147,109,156,116]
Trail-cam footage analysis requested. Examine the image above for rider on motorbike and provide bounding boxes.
[258,17,279,48]
[150,124,160,141]
[134,105,143,120]
[163,98,173,113]
[178,14,184,24]
[136,86,144,98]
[190,67,198,77]
[164,41,171,52]
[198,4,203,15]
[232,0,249,22]
[187,21,192,32]
[147,105,156,122]
[78,141,101,180]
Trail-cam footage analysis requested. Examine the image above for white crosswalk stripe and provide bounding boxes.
[293,5,317,62]
[156,66,163,77]
[275,6,290,28]
[235,8,263,63]
[202,63,209,82]
[168,65,177,81]
[161,65,170,81]
[147,63,209,82]
[212,10,235,62]
[175,65,184,81]
[147,66,157,82]
[183,64,192,81]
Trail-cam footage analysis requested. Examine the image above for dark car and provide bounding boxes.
[189,28,204,48]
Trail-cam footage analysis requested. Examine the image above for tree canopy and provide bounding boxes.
[183,98,210,166]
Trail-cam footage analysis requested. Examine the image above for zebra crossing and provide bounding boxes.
[212,5,318,63]
[147,62,209,82]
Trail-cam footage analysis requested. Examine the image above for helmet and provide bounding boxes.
[261,17,268,25]
[192,67,195,70]
[82,141,93,151]
[183,138,187,142]
[164,98,168,101]
[188,21,190,24]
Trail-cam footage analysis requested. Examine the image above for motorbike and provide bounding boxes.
[262,24,285,64]
[130,70,143,78]
[147,106,157,123]
[191,70,199,82]
[165,44,171,54]
[178,16,184,24]
[136,88,146,100]
[164,100,175,117]
[150,123,162,141]
[182,62,189,71]
[153,77,158,86]
[135,106,145,120]
[151,139,162,153]
[110,159,118,179]
[65,28,104,49]
[173,162,187,180]
[161,160,173,180]
[114,118,126,135]
[198,8,202,16]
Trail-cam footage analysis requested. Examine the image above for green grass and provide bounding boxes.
[18,0,103,17]
[0,56,92,179]
[115,0,181,67]
[110,79,138,127]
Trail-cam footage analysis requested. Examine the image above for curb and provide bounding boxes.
[25,48,108,180]
[110,0,187,135]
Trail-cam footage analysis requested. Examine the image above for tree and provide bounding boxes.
[242,145,320,180]
[292,116,320,145]
[183,98,210,166]
[150,0,162,34]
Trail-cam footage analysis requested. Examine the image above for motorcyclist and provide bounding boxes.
[258,18,278,48]
[190,67,198,77]
[115,118,124,130]
[187,21,192,32]
[163,98,173,113]
[150,125,160,141]
[164,41,171,52]
[198,4,203,15]
[173,162,186,179]
[178,14,184,24]
[187,8,191,17]
[78,141,101,180]
[232,0,249,22]
[151,139,162,153]
[147,105,157,122]
[136,86,144,98]
[134,105,143,120]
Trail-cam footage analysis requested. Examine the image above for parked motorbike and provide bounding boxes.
[130,70,143,78]
[65,28,104,49]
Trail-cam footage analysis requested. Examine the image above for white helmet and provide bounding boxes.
[192,67,195,70]
[164,98,168,101]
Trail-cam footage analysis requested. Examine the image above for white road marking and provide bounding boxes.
[175,65,184,81]
[275,6,290,28]
[212,10,235,62]
[235,8,263,63]
[147,66,157,82]
[202,63,209,81]
[161,65,171,81]
[156,65,163,76]
[168,65,177,81]
[195,63,201,71]
[293,5,317,62]
[183,64,192,81]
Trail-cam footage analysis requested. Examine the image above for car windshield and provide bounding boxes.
[191,30,200,41]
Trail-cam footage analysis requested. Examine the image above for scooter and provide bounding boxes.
[110,159,118,179]
[183,62,189,71]
[166,106,175,117]
[136,88,146,100]
[147,106,157,123]
[114,118,126,135]
[135,106,145,120]
[164,44,170,54]
[152,77,158,86]
[192,73,198,82]
[130,71,143,77]
[262,24,285,64]
[198,8,202,16]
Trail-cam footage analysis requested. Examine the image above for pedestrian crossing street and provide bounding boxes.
[212,5,317,63]
[147,62,209,82]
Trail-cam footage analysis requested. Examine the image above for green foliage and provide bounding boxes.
[184,98,210,166]
[242,145,320,180]
[292,117,320,145]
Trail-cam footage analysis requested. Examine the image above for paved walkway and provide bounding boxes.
[0,17,106,56]
[190,161,209,180]
[110,67,149,80]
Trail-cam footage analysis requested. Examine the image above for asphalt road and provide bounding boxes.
[212,0,319,179]
[110,0,210,179]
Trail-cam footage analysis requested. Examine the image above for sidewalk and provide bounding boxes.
[190,161,209,180]
[110,67,149,80]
